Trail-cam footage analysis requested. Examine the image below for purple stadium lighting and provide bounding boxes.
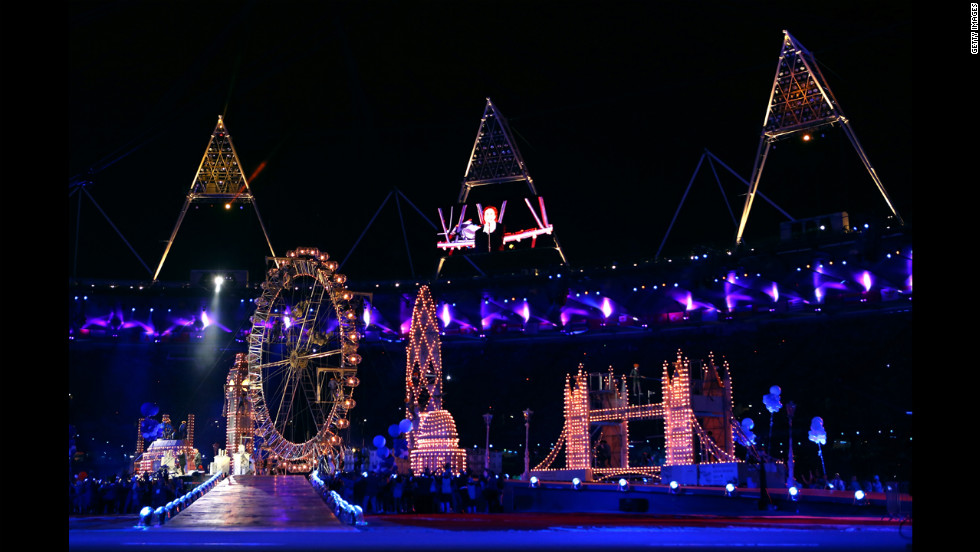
[601,297,613,318]
[722,276,756,311]
[441,303,451,327]
[480,298,493,329]
[859,271,873,293]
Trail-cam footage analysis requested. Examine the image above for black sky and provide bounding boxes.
[70,1,919,282]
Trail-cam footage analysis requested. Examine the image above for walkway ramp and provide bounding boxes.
[165,474,352,530]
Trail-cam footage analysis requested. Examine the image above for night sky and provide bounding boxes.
[70,1,919,282]
[70,1,920,480]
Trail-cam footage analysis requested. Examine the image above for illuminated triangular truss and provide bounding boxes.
[437,98,568,273]
[735,31,904,246]
[153,115,276,281]
[458,98,537,203]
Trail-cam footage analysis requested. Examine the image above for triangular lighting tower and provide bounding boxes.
[458,98,537,203]
[152,115,276,281]
[437,98,568,274]
[734,31,904,247]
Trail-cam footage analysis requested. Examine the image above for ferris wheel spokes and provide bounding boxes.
[252,348,344,372]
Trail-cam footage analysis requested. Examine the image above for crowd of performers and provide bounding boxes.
[317,463,507,515]
[69,468,190,515]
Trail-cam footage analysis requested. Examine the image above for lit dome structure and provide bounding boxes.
[410,409,467,474]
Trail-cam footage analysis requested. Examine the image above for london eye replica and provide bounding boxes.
[246,248,362,472]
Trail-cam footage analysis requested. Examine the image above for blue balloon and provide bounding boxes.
[373,435,386,448]
[376,446,389,458]
[140,403,159,417]
[398,418,414,434]
[397,445,410,459]
[388,424,400,438]
[141,419,162,440]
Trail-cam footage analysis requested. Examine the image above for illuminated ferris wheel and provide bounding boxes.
[246,248,362,469]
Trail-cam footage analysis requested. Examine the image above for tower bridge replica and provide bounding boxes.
[531,350,764,486]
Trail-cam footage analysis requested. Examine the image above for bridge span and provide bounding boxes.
[164,474,351,530]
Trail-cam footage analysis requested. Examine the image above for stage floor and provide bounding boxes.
[69,475,912,551]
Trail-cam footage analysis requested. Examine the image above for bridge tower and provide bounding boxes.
[663,352,695,466]
[562,367,591,472]
[691,353,735,460]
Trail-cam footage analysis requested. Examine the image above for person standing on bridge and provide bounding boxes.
[596,440,612,468]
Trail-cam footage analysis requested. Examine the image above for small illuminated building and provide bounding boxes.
[134,413,200,475]
[406,286,467,474]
